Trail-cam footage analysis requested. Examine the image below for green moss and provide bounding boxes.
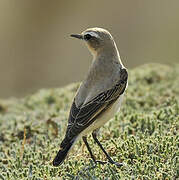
[0,64,178,179]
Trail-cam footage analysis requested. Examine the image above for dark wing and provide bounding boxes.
[61,68,128,148]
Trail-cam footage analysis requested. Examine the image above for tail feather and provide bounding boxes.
[53,139,75,166]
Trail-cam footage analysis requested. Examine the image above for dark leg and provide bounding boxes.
[82,136,106,165]
[92,130,123,167]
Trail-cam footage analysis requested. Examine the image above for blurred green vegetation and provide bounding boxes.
[0,64,178,179]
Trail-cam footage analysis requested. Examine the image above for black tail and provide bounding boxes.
[52,141,74,166]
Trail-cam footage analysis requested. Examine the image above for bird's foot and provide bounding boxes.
[106,156,123,167]
[110,161,123,168]
[95,159,123,168]
[95,160,108,165]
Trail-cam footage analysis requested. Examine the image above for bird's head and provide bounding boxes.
[71,27,117,57]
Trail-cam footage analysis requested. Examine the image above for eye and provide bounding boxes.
[84,34,92,41]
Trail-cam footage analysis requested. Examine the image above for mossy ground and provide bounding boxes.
[0,64,178,180]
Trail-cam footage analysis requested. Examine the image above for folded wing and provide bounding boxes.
[61,68,128,148]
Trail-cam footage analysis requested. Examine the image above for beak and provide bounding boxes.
[70,34,83,40]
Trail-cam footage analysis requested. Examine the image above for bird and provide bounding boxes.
[52,27,128,167]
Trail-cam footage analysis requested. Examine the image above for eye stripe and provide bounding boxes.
[84,32,100,38]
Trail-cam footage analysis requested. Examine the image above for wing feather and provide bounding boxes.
[60,68,128,148]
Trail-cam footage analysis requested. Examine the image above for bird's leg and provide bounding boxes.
[92,130,123,167]
[82,136,96,163]
[82,136,107,165]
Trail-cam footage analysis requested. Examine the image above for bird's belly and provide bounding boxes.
[80,94,124,136]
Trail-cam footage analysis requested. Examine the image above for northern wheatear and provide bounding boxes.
[53,27,128,167]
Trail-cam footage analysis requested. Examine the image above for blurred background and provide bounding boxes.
[0,0,178,98]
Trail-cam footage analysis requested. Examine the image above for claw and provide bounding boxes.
[95,160,108,165]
